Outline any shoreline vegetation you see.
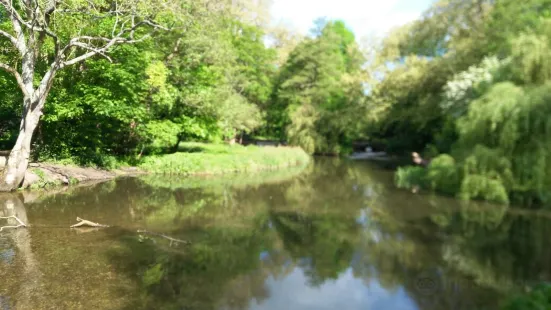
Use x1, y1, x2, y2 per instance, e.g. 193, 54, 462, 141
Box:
139, 143, 310, 175
14, 143, 310, 190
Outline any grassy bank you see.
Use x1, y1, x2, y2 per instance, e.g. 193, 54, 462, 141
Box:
139, 142, 310, 175
138, 164, 308, 190
14, 143, 309, 190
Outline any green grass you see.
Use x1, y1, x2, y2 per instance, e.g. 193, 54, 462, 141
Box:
28, 168, 63, 189
139, 142, 310, 175
138, 164, 308, 190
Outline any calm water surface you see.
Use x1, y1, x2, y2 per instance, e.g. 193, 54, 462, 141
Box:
1, 159, 550, 310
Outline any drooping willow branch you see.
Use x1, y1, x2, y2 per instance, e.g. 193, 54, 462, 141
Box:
0, 215, 27, 232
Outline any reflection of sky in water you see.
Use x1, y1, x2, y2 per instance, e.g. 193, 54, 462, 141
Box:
247, 267, 418, 310
0, 248, 14, 265
259, 251, 270, 261
364, 186, 375, 198
0, 237, 14, 265
0, 239, 12, 310
356, 209, 368, 226
0, 296, 10, 310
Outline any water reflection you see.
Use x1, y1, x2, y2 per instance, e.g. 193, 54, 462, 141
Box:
0, 160, 550, 309
0, 193, 41, 310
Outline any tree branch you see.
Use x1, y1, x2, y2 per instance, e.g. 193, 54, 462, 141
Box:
70, 217, 109, 228
137, 229, 190, 245
0, 0, 27, 54
60, 34, 151, 68
0, 215, 27, 232
0, 63, 30, 98
1, 0, 56, 37
68, 41, 113, 62
0, 29, 18, 48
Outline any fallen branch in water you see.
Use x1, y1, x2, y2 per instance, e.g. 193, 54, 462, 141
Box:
70, 217, 109, 228
72, 227, 101, 234
137, 229, 190, 246
0, 215, 27, 232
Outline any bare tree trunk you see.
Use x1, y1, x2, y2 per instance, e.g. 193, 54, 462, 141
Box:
0, 107, 41, 191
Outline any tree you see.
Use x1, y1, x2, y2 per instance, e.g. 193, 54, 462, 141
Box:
270, 20, 366, 154
0, 0, 178, 190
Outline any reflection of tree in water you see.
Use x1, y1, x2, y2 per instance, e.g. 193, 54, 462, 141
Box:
269, 211, 359, 286
0, 193, 41, 310
98, 177, 283, 309
101, 159, 371, 308
107, 216, 276, 309
0, 228, 13, 310
5, 159, 551, 309
263, 159, 373, 286
357, 180, 551, 310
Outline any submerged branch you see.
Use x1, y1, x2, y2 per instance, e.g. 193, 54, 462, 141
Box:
0, 215, 27, 232
137, 229, 190, 245
70, 217, 109, 228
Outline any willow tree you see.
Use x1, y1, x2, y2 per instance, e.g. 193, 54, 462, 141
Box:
0, 0, 177, 190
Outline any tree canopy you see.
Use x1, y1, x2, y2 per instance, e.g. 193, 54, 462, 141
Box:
372, 0, 551, 206
2, 0, 551, 205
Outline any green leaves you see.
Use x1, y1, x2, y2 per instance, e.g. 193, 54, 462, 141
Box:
272, 20, 365, 154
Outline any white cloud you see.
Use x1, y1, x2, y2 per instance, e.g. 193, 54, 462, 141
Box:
270, 0, 434, 39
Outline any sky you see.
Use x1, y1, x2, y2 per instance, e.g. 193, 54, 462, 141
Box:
248, 267, 418, 310
270, 0, 435, 40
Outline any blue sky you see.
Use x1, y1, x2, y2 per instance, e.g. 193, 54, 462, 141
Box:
270, 0, 435, 39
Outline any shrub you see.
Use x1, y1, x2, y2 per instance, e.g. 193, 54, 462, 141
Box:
176, 142, 233, 154
459, 174, 509, 204
395, 166, 427, 190
501, 284, 551, 310
426, 154, 461, 195
144, 120, 181, 154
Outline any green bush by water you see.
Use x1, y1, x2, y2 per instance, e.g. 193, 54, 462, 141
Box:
426, 154, 461, 195
395, 166, 427, 190
394, 153, 508, 204
459, 174, 509, 204
395, 154, 460, 194
139, 142, 310, 175
501, 284, 551, 310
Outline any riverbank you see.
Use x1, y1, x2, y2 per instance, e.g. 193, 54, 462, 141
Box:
20, 163, 144, 189
15, 143, 310, 189
139, 142, 310, 175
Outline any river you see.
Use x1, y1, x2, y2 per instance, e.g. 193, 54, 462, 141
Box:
0, 158, 550, 309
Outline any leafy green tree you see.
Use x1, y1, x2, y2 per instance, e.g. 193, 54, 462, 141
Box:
270, 20, 365, 154
0, 0, 183, 189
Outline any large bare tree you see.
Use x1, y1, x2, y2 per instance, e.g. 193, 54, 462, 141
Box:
0, 0, 176, 191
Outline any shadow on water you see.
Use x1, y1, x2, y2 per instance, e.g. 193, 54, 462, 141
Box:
1, 159, 551, 309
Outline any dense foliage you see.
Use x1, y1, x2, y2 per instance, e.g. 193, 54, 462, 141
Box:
373, 0, 551, 206
3, 0, 551, 205
267, 20, 367, 154
0, 0, 366, 168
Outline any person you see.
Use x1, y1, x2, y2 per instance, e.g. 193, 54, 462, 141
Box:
412, 152, 430, 167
